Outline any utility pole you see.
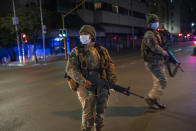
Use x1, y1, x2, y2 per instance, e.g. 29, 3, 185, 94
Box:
61, 15, 67, 60
61, 0, 88, 60
39, 0, 46, 62
12, 0, 22, 64
131, 0, 135, 48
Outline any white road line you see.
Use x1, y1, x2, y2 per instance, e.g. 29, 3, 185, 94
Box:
173, 48, 182, 52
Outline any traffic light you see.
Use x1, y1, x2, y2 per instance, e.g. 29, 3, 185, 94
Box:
21, 33, 28, 43
113, 35, 118, 40
129, 36, 134, 40
58, 29, 67, 38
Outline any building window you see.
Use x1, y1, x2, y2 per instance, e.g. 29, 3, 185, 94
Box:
171, 27, 174, 31
101, 2, 112, 12
171, 20, 174, 24
130, 11, 146, 19
119, 7, 128, 15
112, 5, 119, 14
94, 2, 102, 10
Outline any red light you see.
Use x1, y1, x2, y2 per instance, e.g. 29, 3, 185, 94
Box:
25, 40, 28, 43
157, 28, 160, 31
113, 35, 117, 40
194, 41, 196, 45
129, 36, 134, 40
187, 34, 190, 37
178, 33, 183, 37
22, 34, 26, 38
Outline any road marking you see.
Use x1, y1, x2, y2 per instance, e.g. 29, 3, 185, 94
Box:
173, 48, 182, 52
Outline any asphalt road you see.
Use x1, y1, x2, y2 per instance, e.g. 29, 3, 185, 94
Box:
0, 41, 196, 131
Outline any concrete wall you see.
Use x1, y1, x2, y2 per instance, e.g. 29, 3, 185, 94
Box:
97, 11, 146, 27
77, 0, 147, 34
103, 0, 148, 14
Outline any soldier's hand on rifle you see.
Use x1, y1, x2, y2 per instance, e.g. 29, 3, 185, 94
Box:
84, 80, 92, 88
163, 51, 169, 63
163, 50, 169, 57
109, 89, 115, 92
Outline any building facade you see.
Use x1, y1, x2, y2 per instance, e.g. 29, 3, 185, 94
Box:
146, 0, 182, 34
56, 0, 148, 50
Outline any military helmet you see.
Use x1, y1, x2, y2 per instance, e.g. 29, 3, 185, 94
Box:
146, 14, 159, 24
79, 25, 96, 38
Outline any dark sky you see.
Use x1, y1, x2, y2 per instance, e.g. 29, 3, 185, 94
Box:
1, 0, 196, 20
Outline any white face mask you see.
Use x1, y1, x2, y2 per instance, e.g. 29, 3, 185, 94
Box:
80, 35, 91, 44
151, 22, 159, 30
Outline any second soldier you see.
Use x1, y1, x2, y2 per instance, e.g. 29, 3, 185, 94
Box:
141, 14, 169, 110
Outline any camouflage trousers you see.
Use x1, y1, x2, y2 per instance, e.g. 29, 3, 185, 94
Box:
77, 86, 109, 131
145, 62, 168, 100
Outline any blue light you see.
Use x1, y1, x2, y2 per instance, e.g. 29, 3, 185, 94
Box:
59, 34, 62, 37
54, 37, 62, 41
66, 36, 70, 54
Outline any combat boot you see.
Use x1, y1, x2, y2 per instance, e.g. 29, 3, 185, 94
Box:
145, 96, 166, 110
152, 99, 166, 109
95, 127, 103, 131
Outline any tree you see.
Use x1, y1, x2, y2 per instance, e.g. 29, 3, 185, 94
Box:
0, 3, 54, 46
0, 15, 16, 46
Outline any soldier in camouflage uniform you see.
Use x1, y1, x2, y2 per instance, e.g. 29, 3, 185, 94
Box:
66, 25, 117, 131
141, 14, 169, 110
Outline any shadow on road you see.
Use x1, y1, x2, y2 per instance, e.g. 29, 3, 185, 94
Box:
53, 106, 147, 120
160, 109, 196, 125
105, 106, 147, 117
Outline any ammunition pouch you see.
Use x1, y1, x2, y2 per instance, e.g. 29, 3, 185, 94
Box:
64, 73, 79, 91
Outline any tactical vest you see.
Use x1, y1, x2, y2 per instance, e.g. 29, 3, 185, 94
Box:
66, 43, 110, 91
77, 43, 109, 80
141, 30, 163, 62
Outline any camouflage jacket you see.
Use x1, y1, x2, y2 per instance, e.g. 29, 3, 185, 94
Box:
66, 42, 117, 88
141, 30, 167, 65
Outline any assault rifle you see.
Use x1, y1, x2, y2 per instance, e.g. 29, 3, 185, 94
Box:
165, 49, 184, 77
87, 74, 144, 98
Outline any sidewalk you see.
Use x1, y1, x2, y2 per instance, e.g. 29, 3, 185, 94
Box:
0, 54, 65, 69
0, 48, 141, 69
0, 42, 187, 69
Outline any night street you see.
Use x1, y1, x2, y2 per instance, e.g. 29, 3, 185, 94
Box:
0, 41, 196, 131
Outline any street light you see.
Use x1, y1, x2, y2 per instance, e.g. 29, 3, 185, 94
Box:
191, 22, 195, 33
12, 0, 22, 64
39, 0, 46, 62
192, 22, 195, 27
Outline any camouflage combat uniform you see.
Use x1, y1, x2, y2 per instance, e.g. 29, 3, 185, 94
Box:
141, 29, 168, 100
66, 41, 117, 131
